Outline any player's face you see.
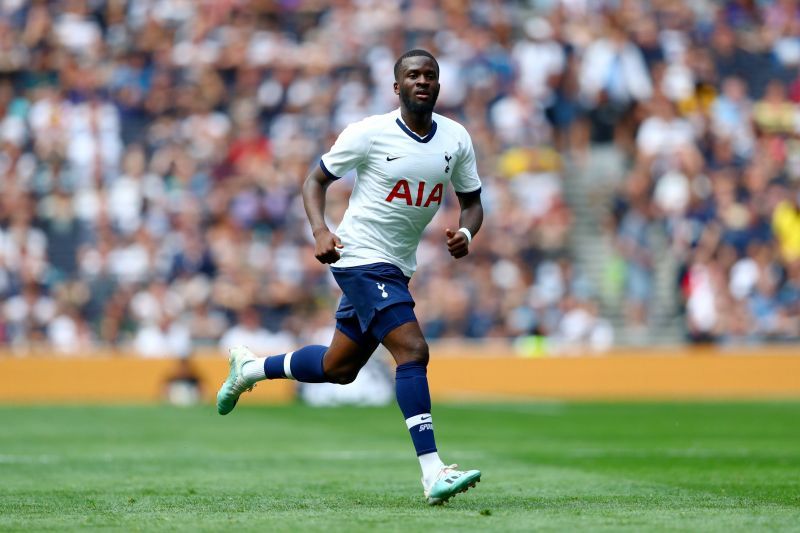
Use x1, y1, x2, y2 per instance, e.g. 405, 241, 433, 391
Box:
394, 56, 440, 114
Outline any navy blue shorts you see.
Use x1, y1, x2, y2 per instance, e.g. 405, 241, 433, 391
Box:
331, 262, 418, 343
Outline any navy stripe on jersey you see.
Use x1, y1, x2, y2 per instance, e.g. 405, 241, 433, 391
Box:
395, 118, 437, 143
319, 159, 341, 180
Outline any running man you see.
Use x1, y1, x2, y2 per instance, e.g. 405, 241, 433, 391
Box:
217, 49, 484, 505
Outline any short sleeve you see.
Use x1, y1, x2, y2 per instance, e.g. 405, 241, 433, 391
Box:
451, 134, 482, 194
319, 122, 371, 180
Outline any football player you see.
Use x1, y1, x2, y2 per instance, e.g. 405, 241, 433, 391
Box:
217, 50, 483, 505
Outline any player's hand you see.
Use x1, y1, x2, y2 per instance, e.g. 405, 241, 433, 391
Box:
445, 228, 469, 259
313, 229, 344, 264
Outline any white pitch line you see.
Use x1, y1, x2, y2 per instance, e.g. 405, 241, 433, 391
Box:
0, 454, 58, 464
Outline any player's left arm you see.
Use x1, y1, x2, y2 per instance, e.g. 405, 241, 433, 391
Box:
446, 189, 483, 259
446, 131, 483, 259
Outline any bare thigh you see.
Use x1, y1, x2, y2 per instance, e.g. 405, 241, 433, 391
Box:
381, 321, 429, 366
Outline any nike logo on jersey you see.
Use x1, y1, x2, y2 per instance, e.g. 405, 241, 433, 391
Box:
386, 155, 405, 161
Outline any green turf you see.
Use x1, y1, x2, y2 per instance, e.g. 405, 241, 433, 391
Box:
1, 402, 799, 532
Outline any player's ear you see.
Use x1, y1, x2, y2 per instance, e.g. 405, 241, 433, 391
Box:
393, 81, 399, 95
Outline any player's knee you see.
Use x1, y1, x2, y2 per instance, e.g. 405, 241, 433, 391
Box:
400, 337, 429, 366
334, 367, 359, 385
326, 365, 360, 385
336, 372, 358, 385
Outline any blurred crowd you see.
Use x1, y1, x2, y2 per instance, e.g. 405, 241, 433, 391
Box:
598, 0, 800, 343
0, 0, 796, 356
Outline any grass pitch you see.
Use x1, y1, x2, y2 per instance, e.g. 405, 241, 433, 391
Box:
1, 402, 799, 532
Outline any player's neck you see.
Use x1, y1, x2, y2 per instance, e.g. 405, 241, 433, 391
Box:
399, 108, 434, 137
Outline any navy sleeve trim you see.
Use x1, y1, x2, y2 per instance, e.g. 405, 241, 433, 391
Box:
319, 159, 341, 181
455, 187, 481, 199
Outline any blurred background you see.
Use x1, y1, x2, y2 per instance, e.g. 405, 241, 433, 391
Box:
3, 5, 799, 529
0, 0, 799, 404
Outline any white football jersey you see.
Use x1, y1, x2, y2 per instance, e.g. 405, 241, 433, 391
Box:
320, 108, 481, 277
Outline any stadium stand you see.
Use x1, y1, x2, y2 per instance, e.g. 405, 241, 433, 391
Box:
0, 0, 797, 355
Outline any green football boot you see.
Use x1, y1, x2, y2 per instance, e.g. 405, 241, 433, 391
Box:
216, 345, 257, 415
423, 464, 481, 505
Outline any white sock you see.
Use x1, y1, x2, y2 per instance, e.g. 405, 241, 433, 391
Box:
242, 357, 267, 382
419, 452, 445, 487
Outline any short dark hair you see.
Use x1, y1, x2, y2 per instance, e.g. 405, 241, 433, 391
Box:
393, 49, 439, 81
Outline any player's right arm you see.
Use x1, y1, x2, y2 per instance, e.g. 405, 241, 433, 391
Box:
305, 118, 373, 264
303, 166, 343, 264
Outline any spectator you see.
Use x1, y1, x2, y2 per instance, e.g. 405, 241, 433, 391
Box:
753, 80, 797, 136
635, 94, 698, 169
710, 76, 754, 159
580, 16, 653, 149
133, 315, 192, 358
772, 185, 800, 263
219, 307, 295, 354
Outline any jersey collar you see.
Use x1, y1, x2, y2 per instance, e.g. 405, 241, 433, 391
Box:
395, 113, 437, 143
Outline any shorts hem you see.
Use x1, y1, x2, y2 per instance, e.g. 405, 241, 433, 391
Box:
335, 321, 362, 344
375, 315, 417, 342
